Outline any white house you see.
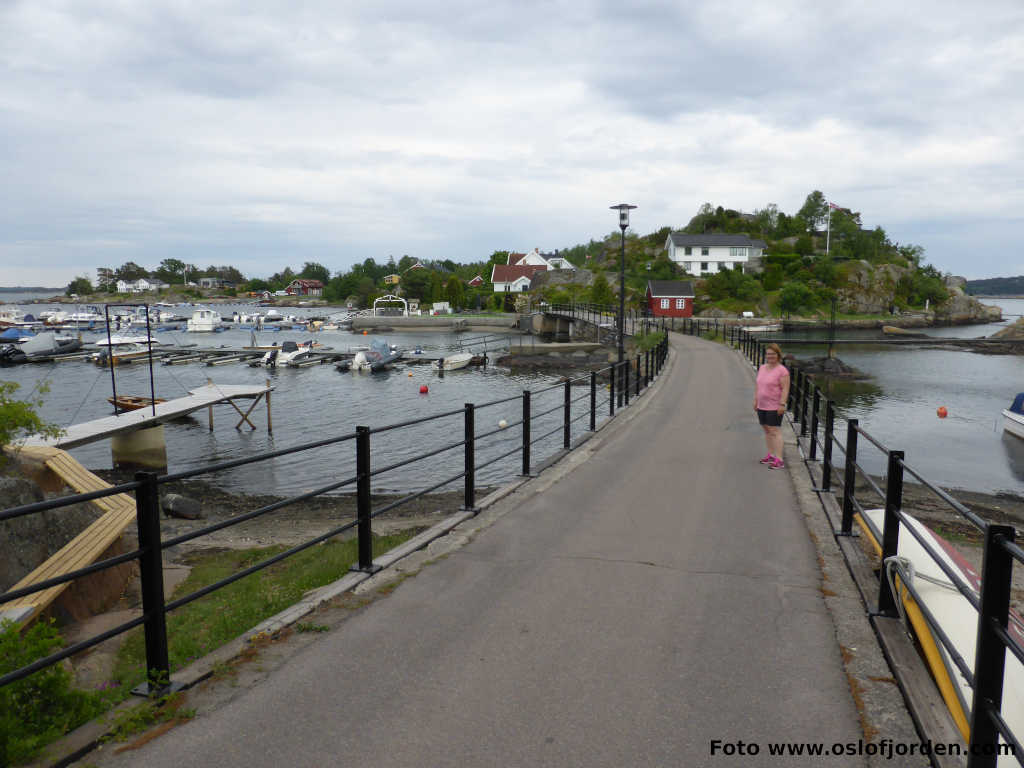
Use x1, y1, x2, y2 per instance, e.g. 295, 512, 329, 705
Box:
490, 264, 545, 292
116, 278, 167, 293
509, 248, 575, 271
664, 233, 766, 275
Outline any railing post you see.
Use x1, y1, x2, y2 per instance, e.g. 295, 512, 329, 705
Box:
624, 360, 631, 406
800, 374, 810, 437
463, 404, 476, 512
967, 524, 1016, 768
793, 369, 803, 423
134, 471, 172, 695
809, 385, 821, 460
609, 364, 616, 416
840, 419, 859, 535
618, 361, 625, 408
563, 379, 571, 449
352, 426, 379, 573
822, 399, 835, 492
522, 390, 532, 475
590, 371, 597, 431
877, 450, 904, 617
635, 355, 641, 397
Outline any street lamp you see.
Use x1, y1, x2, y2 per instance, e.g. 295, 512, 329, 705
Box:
609, 203, 636, 363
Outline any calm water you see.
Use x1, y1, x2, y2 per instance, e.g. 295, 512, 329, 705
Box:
777, 298, 1024, 494
1, 306, 598, 495
3, 297, 1023, 496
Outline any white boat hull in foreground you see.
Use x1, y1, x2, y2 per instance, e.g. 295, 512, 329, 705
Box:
1002, 409, 1024, 440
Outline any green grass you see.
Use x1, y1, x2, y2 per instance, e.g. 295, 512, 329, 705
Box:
111, 530, 418, 696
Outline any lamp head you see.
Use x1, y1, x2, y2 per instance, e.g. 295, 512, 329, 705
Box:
609, 203, 637, 230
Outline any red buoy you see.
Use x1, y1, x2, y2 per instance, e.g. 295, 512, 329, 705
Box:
937, 406, 948, 418
419, 385, 429, 394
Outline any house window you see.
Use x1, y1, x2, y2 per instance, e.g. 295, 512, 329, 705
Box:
730, 247, 748, 258
701, 247, 709, 256
505, 285, 511, 292
676, 299, 685, 309
684, 247, 692, 256
660, 298, 669, 309
521, 284, 529, 291
700, 262, 708, 272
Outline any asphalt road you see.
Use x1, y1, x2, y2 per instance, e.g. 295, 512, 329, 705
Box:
110, 333, 865, 767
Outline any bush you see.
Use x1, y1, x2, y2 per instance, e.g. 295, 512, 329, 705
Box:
0, 619, 108, 764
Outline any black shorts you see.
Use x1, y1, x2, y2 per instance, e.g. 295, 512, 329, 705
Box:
757, 409, 783, 427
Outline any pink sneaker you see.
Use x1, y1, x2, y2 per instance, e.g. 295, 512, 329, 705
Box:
769, 458, 785, 470
759, 454, 774, 464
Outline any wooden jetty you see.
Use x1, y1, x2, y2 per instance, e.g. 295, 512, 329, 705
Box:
22, 383, 275, 450
0, 446, 138, 626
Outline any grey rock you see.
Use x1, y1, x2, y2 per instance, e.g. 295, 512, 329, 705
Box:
162, 493, 203, 520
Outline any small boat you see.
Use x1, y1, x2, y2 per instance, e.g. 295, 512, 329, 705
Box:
108, 395, 167, 412
432, 352, 473, 371
186, 308, 221, 332
92, 335, 163, 366
258, 340, 318, 368
337, 340, 402, 372
0, 332, 82, 364
1002, 394, 1024, 439
0, 308, 27, 328
744, 323, 782, 333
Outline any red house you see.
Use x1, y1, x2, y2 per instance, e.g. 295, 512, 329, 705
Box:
646, 280, 694, 317
467, 275, 484, 287
286, 279, 324, 297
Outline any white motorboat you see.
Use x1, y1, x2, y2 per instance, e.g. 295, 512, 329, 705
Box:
432, 352, 474, 371
258, 340, 319, 367
91, 336, 163, 365
1003, 394, 1024, 439
0, 308, 27, 328
187, 308, 221, 332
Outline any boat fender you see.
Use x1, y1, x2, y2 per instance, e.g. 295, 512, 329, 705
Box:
419, 385, 428, 394
937, 406, 948, 418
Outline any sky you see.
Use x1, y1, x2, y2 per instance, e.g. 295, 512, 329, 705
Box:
2, 0, 1023, 286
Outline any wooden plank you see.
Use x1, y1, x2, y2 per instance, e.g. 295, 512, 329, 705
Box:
2, 451, 139, 626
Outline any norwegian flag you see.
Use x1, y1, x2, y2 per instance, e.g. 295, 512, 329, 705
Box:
828, 201, 840, 210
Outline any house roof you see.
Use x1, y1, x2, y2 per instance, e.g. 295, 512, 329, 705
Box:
491, 264, 546, 284
667, 233, 766, 248
289, 279, 324, 288
507, 252, 528, 265
647, 280, 695, 298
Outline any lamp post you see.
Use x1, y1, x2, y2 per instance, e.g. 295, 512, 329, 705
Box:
610, 203, 636, 363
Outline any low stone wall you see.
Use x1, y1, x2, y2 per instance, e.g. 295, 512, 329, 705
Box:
351, 314, 519, 331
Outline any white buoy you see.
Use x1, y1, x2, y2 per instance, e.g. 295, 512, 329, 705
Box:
498, 419, 508, 429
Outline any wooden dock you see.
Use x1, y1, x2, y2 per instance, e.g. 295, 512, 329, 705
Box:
1, 446, 138, 626
22, 383, 274, 450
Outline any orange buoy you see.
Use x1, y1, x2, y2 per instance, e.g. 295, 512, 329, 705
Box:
408, 372, 413, 377
419, 385, 428, 394
937, 406, 948, 418
362, 330, 368, 335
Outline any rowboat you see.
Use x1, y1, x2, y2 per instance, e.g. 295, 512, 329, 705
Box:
857, 507, 1024, 758
432, 352, 474, 371
107, 395, 167, 412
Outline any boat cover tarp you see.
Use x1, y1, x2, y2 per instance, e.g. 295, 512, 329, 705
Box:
1011, 393, 1024, 415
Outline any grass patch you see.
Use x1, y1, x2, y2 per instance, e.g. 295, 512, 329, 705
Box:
633, 330, 666, 352
111, 530, 418, 700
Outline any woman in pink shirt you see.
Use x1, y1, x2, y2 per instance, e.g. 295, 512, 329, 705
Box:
753, 342, 790, 469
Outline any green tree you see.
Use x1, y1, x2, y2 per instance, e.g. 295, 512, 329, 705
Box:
777, 283, 817, 315
95, 267, 115, 290
154, 258, 186, 284
429, 271, 444, 303
401, 269, 430, 301
398, 255, 417, 273
445, 276, 465, 308
298, 262, 330, 284
797, 190, 828, 233
588, 272, 615, 305
65, 276, 93, 296
0, 381, 63, 452
114, 261, 149, 281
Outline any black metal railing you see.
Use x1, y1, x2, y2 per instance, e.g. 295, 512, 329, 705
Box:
735, 329, 1021, 768
0, 338, 670, 701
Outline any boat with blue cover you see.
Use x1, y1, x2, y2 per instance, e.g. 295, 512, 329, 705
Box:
1002, 394, 1024, 439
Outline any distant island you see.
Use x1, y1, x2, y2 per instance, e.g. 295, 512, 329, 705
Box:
0, 287, 62, 292
965, 276, 1024, 296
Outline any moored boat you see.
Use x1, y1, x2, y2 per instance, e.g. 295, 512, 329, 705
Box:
257, 340, 318, 368
337, 340, 402, 372
107, 395, 168, 412
432, 352, 474, 371
1002, 394, 1024, 439
186, 308, 222, 332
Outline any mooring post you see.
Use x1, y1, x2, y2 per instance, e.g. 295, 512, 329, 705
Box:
133, 471, 171, 696
967, 523, 1016, 768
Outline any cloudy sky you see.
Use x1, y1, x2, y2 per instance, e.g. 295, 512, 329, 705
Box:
2, 0, 1022, 286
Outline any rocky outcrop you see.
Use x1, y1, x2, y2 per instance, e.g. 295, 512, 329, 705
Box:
933, 276, 1002, 325
836, 261, 907, 314
530, 268, 594, 290
991, 318, 1024, 340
